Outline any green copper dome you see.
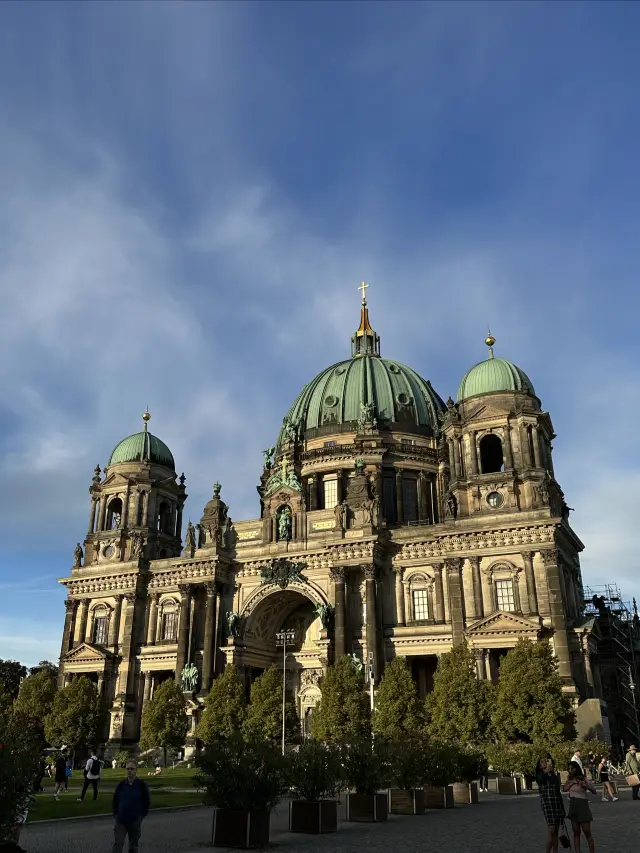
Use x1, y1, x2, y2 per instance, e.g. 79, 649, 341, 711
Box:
457, 336, 535, 402
279, 299, 445, 440
108, 413, 175, 469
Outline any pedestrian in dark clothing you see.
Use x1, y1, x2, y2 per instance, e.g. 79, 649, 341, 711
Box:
77, 751, 102, 802
53, 751, 68, 800
535, 757, 565, 853
111, 760, 150, 853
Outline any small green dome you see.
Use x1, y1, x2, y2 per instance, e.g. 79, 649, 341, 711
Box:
108, 422, 175, 470
457, 352, 535, 402
280, 355, 445, 440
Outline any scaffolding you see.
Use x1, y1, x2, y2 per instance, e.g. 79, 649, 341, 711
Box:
583, 583, 640, 749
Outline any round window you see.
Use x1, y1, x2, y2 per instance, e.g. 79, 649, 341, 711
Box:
389, 364, 400, 374
103, 544, 115, 559
397, 392, 411, 406
324, 395, 339, 408
486, 491, 504, 509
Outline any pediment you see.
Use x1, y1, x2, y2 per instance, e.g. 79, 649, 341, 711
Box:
63, 642, 110, 662
465, 610, 540, 636
101, 472, 132, 488
466, 404, 508, 422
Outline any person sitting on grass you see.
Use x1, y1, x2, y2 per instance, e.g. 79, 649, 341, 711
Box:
111, 760, 150, 853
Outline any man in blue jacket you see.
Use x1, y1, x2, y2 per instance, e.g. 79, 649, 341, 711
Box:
111, 760, 150, 853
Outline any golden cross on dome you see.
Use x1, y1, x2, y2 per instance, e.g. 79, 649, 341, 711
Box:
358, 281, 369, 302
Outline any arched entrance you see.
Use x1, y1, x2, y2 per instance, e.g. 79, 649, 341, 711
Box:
235, 585, 329, 723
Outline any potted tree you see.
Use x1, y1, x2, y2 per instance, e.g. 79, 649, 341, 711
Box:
195, 734, 288, 848
288, 740, 342, 834
485, 743, 523, 795
342, 739, 391, 822
452, 749, 482, 804
422, 743, 456, 808
387, 734, 428, 815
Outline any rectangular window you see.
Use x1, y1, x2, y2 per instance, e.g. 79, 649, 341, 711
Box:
412, 589, 430, 621
402, 478, 418, 523
93, 616, 108, 645
323, 440, 337, 447
322, 478, 338, 510
161, 611, 177, 641
495, 579, 515, 612
382, 476, 396, 523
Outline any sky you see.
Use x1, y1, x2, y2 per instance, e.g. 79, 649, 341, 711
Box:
1, 1, 640, 668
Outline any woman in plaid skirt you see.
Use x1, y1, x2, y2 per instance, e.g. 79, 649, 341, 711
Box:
536, 757, 566, 853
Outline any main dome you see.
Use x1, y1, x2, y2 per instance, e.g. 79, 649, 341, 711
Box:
279, 294, 445, 441
108, 413, 175, 470
457, 336, 535, 402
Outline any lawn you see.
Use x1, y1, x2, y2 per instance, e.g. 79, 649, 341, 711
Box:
31, 788, 204, 822
41, 766, 199, 792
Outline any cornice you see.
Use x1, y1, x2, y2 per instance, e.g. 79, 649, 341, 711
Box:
392, 524, 556, 564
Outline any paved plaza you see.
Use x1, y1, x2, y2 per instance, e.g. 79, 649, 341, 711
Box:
22, 790, 640, 853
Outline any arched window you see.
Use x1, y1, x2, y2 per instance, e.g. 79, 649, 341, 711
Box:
479, 434, 504, 474
407, 573, 433, 622
92, 606, 109, 645
485, 561, 521, 613
402, 477, 418, 523
159, 599, 179, 642
106, 498, 123, 530
157, 501, 172, 534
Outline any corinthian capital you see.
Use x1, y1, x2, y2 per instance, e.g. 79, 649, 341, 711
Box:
362, 564, 378, 580
329, 566, 348, 583
444, 557, 463, 573
539, 549, 558, 568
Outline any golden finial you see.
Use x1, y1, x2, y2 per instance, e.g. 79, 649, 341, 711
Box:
142, 408, 151, 430
358, 281, 369, 304
484, 330, 496, 359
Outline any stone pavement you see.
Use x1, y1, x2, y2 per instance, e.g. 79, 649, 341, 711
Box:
21, 790, 640, 853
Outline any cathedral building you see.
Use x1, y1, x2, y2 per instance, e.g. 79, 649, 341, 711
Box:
57, 292, 603, 749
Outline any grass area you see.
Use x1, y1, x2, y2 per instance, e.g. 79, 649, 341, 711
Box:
41, 767, 199, 792
30, 789, 204, 821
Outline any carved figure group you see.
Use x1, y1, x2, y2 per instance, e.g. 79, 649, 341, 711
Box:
262, 446, 275, 469
226, 611, 243, 638
261, 557, 308, 589
314, 602, 335, 629
131, 533, 145, 559
180, 662, 199, 692
357, 402, 378, 431
281, 416, 299, 444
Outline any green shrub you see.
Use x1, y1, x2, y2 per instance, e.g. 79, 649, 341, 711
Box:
288, 741, 342, 801
422, 743, 459, 788
388, 734, 429, 790
340, 738, 391, 795
195, 734, 288, 811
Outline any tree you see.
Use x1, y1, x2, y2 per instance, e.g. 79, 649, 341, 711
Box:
0, 694, 42, 842
0, 659, 27, 701
311, 655, 371, 743
13, 668, 58, 742
373, 656, 425, 739
44, 676, 105, 751
493, 639, 575, 747
196, 664, 247, 743
139, 679, 189, 766
29, 660, 58, 679
426, 642, 494, 745
242, 665, 299, 744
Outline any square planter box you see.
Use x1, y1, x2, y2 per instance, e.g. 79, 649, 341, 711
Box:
497, 776, 523, 796
289, 800, 338, 834
452, 782, 479, 804
423, 785, 455, 809
346, 793, 388, 822
212, 809, 270, 849
388, 788, 426, 815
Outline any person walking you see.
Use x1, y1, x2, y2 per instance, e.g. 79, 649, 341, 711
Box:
53, 751, 68, 801
598, 755, 618, 802
587, 751, 596, 781
111, 760, 150, 853
77, 750, 102, 802
624, 744, 640, 800
535, 757, 565, 853
563, 760, 597, 853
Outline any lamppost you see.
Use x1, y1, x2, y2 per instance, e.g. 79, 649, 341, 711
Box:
276, 628, 295, 756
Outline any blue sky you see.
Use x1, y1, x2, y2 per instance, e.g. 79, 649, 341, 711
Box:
1, 1, 640, 667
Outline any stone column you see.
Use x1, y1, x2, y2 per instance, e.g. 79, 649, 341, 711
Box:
87, 605, 96, 644
142, 672, 152, 706
433, 564, 445, 623
330, 567, 348, 659
120, 592, 139, 698
532, 427, 542, 467
395, 469, 404, 524
201, 582, 218, 695
452, 438, 461, 478
469, 431, 478, 475
540, 549, 572, 680
97, 673, 104, 697
175, 584, 192, 684
522, 552, 538, 615
393, 567, 405, 626
417, 474, 425, 521
519, 423, 532, 468
469, 557, 484, 619
99, 496, 108, 531
109, 595, 123, 648
503, 422, 514, 469
175, 505, 184, 540
363, 565, 379, 682
474, 648, 487, 680
146, 593, 159, 645
88, 499, 97, 534
142, 491, 150, 526
58, 600, 77, 686
308, 474, 318, 511
75, 599, 89, 646
445, 558, 465, 644
122, 486, 131, 529
581, 636, 595, 698
513, 570, 523, 613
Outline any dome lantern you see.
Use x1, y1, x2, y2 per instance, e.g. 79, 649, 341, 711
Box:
351, 282, 380, 358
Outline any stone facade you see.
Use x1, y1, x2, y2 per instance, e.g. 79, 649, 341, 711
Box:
57, 300, 597, 749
